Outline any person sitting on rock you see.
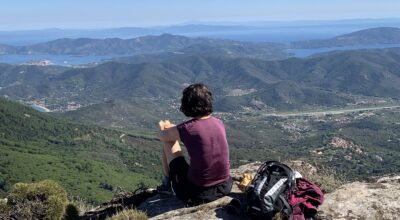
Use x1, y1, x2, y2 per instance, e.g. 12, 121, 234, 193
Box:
158, 83, 232, 205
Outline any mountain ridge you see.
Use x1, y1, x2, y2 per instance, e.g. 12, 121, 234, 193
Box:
1, 48, 399, 113
292, 27, 400, 48
2, 27, 400, 57
0, 34, 288, 60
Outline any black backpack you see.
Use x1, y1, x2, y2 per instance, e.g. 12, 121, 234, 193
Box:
244, 161, 296, 220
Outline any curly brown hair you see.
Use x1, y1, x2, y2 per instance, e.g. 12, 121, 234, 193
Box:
180, 83, 213, 118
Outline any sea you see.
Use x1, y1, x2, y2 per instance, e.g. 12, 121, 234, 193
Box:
1, 25, 400, 65
288, 44, 400, 58
1, 44, 400, 66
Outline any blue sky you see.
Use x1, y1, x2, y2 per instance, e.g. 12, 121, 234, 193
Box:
1, 0, 400, 30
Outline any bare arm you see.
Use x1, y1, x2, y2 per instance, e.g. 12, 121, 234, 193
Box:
159, 126, 180, 142
158, 120, 181, 142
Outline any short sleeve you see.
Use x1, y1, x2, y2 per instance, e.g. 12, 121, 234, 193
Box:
176, 122, 187, 143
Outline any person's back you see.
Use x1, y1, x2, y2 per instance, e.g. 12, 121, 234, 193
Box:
177, 116, 230, 187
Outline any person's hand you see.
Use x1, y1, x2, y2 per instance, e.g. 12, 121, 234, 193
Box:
159, 120, 166, 130
159, 120, 175, 130
164, 120, 175, 129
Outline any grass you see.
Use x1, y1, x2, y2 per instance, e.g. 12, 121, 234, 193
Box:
67, 196, 94, 215
107, 209, 148, 220
290, 161, 345, 193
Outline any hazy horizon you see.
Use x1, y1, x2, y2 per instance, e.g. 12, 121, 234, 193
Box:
1, 0, 400, 30
0, 17, 399, 32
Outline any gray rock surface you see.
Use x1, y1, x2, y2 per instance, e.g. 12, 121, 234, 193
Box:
136, 163, 264, 219
319, 175, 400, 220
139, 163, 400, 220
87, 162, 399, 220
138, 177, 248, 219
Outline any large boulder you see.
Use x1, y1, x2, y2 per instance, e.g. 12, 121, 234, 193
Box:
319, 175, 400, 220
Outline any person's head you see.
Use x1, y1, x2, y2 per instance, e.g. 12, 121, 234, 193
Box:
180, 83, 213, 118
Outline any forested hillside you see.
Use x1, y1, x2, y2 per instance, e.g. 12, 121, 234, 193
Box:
0, 98, 161, 203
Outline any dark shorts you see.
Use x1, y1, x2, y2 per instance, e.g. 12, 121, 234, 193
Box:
169, 156, 233, 205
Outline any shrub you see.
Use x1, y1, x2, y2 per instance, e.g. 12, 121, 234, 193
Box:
6, 180, 68, 219
0, 199, 9, 218
99, 182, 114, 191
309, 166, 345, 193
290, 161, 345, 193
107, 209, 148, 220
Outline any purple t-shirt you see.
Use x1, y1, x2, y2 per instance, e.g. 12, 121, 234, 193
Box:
177, 116, 230, 187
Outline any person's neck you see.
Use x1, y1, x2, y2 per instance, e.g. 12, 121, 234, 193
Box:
195, 115, 211, 120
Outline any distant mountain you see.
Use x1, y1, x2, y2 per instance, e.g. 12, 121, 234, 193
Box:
0, 25, 257, 45
2, 18, 400, 45
292, 27, 400, 48
1, 48, 400, 113
0, 97, 160, 203
0, 27, 156, 45
0, 34, 288, 60
24, 34, 201, 55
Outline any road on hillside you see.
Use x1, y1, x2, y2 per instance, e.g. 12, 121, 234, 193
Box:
262, 105, 400, 117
